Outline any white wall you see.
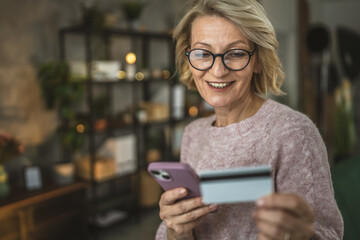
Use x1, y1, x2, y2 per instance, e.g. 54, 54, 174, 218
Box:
262, 0, 299, 109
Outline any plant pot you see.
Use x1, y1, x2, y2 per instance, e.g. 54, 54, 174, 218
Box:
120, 1, 145, 30
128, 19, 140, 31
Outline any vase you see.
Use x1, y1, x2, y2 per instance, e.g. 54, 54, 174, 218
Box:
0, 165, 10, 199
127, 19, 140, 31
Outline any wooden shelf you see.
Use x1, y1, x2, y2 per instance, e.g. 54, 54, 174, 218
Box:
59, 26, 172, 40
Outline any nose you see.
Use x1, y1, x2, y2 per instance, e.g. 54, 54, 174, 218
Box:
209, 55, 229, 77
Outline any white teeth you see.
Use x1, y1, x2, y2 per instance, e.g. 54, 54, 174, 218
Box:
208, 82, 232, 89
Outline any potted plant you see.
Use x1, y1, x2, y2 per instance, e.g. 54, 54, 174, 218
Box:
37, 62, 85, 160
0, 133, 24, 198
120, 0, 146, 30
80, 3, 105, 31
334, 79, 356, 161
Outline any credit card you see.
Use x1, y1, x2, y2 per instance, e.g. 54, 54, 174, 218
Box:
199, 165, 273, 204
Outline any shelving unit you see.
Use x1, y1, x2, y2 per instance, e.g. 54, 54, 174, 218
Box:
58, 25, 190, 231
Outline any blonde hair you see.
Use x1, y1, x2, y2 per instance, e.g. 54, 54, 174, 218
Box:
173, 0, 285, 96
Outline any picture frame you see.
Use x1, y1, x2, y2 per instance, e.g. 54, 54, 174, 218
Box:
23, 165, 43, 191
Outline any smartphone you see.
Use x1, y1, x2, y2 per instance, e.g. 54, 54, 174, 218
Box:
147, 162, 201, 200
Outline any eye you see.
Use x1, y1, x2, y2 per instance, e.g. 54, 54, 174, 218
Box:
227, 50, 247, 59
191, 50, 212, 60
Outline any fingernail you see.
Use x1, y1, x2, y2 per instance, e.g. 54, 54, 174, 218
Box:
256, 198, 265, 207
209, 204, 217, 211
179, 188, 186, 195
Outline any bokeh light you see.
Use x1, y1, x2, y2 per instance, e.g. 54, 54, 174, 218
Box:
135, 72, 144, 81
117, 70, 127, 79
188, 106, 199, 117
76, 124, 85, 133
126, 52, 136, 64
162, 70, 171, 79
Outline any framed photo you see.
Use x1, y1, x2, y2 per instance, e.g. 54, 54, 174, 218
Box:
23, 165, 42, 191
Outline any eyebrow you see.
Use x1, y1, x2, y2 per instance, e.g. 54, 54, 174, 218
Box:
192, 40, 249, 49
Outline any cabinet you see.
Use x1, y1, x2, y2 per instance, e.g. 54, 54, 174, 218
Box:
0, 182, 87, 240
58, 26, 192, 226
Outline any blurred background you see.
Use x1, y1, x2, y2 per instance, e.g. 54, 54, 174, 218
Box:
0, 0, 359, 239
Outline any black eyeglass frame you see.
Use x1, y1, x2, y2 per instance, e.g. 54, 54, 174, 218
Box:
185, 48, 257, 71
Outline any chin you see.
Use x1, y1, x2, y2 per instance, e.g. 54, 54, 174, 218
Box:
205, 98, 230, 109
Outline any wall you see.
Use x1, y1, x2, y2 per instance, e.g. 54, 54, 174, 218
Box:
262, 0, 360, 109
0, 0, 182, 148
308, 0, 360, 79
0, 0, 59, 146
261, 0, 299, 109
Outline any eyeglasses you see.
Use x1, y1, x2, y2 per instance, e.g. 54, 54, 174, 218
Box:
185, 48, 256, 71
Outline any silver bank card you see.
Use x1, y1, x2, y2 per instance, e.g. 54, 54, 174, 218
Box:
199, 165, 273, 204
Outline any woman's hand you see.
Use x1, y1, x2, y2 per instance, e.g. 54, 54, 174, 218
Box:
253, 193, 315, 240
159, 187, 217, 240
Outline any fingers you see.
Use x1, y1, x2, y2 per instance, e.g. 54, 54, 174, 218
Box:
160, 194, 217, 221
256, 220, 289, 240
257, 233, 270, 240
253, 208, 314, 239
159, 188, 218, 238
253, 208, 296, 232
257, 232, 292, 240
172, 204, 218, 224
161, 195, 204, 218
254, 210, 290, 240
160, 188, 188, 206
256, 193, 315, 222
167, 216, 205, 238
254, 193, 315, 240
255, 218, 314, 240
164, 205, 216, 237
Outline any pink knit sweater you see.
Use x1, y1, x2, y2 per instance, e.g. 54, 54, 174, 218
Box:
156, 99, 343, 240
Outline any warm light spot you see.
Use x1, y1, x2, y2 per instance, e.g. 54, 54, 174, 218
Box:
126, 52, 136, 64
162, 70, 171, 79
94, 119, 107, 132
117, 70, 127, 79
188, 106, 198, 117
135, 72, 144, 81
76, 124, 85, 133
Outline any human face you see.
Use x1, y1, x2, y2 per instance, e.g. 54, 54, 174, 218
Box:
189, 16, 258, 109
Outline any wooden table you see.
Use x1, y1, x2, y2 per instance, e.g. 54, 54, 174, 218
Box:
0, 182, 87, 240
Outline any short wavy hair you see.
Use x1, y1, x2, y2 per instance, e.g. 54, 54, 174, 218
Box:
173, 0, 285, 96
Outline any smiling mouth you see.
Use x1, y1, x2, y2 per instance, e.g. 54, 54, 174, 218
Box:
207, 81, 235, 89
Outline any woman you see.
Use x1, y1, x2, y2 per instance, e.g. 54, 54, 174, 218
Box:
156, 0, 343, 239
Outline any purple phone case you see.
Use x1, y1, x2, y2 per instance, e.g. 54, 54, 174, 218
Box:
147, 162, 201, 199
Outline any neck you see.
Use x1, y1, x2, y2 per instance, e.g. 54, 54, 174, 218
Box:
213, 93, 264, 127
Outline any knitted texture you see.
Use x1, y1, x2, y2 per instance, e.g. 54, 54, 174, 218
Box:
155, 99, 343, 240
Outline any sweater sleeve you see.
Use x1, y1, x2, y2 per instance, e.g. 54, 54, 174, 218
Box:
274, 118, 344, 239
155, 221, 168, 240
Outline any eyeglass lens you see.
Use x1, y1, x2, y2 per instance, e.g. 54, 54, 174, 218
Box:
188, 49, 251, 71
